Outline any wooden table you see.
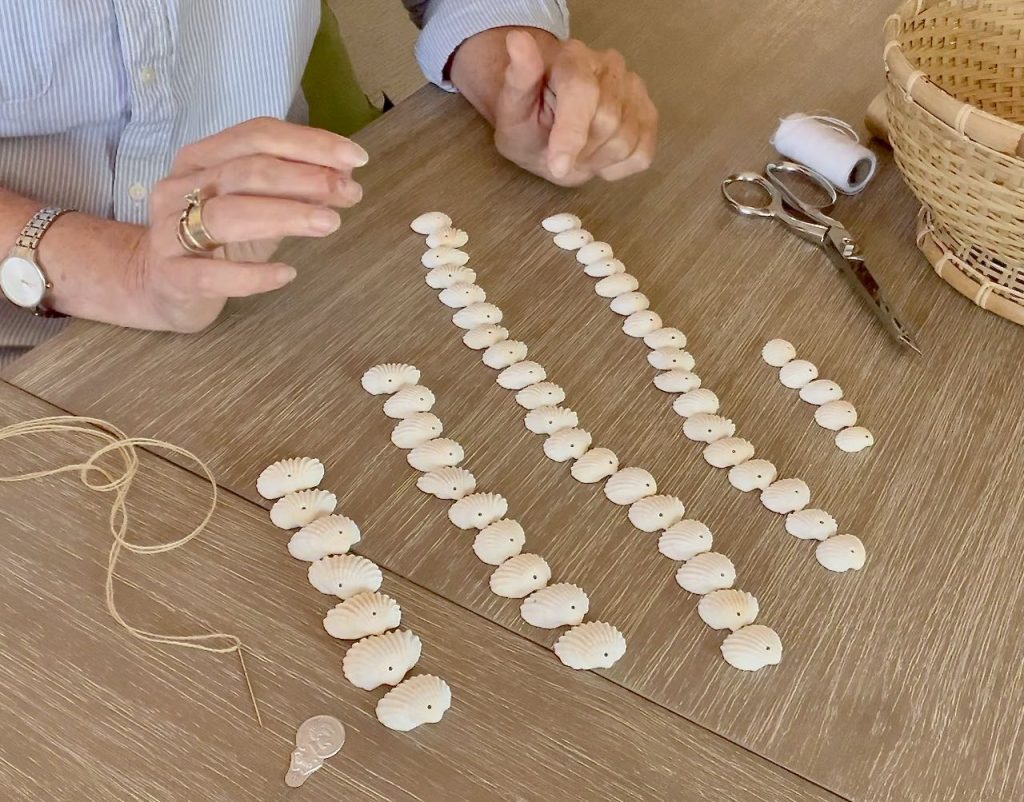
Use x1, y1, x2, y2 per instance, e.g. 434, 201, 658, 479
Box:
4, 1, 1024, 800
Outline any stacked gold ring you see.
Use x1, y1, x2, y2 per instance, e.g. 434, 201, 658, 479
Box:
176, 189, 222, 254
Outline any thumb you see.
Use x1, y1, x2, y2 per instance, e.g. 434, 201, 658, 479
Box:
495, 30, 546, 130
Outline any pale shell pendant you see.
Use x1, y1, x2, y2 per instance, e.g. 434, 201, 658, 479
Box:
799, 379, 843, 405
585, 258, 626, 277
761, 478, 811, 514
595, 273, 639, 298
835, 426, 874, 453
448, 492, 509, 530
703, 437, 755, 468
410, 211, 451, 235
308, 554, 383, 599
648, 348, 695, 372
698, 589, 759, 631
525, 405, 579, 435
761, 339, 796, 367
463, 324, 510, 350
543, 428, 592, 462
779, 359, 819, 389
288, 514, 361, 561
256, 457, 325, 500
497, 361, 546, 390
553, 621, 627, 670
489, 553, 551, 598
673, 388, 720, 418
391, 413, 443, 449
609, 291, 650, 315
683, 414, 736, 443
675, 552, 736, 595
570, 447, 619, 483
416, 467, 477, 500
627, 495, 686, 532
520, 583, 589, 629
425, 226, 468, 248
553, 228, 594, 250
815, 400, 858, 431
785, 509, 838, 541
361, 363, 421, 395
604, 467, 657, 505
728, 459, 777, 492
815, 534, 866, 572
383, 385, 436, 419
342, 629, 422, 690
438, 282, 486, 309
576, 241, 614, 265
421, 246, 469, 268
482, 340, 528, 369
658, 519, 713, 561
644, 327, 687, 349
515, 382, 566, 409
721, 625, 782, 671
453, 302, 503, 329
375, 674, 452, 732
270, 489, 338, 530
473, 519, 526, 565
323, 592, 402, 640
407, 438, 464, 472
654, 370, 701, 393
542, 212, 582, 233
623, 311, 663, 337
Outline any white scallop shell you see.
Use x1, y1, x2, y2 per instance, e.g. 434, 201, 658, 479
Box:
585, 258, 626, 277
391, 413, 443, 449
683, 414, 736, 443
799, 379, 843, 405
542, 212, 582, 233
375, 674, 452, 732
779, 359, 819, 389
497, 361, 546, 390
383, 385, 436, 419
543, 428, 592, 462
515, 382, 566, 409
648, 348, 695, 371
361, 363, 421, 395
407, 438, 464, 472
815, 400, 858, 431
256, 457, 325, 500
438, 282, 486, 308
653, 370, 701, 393
623, 311, 662, 337
675, 552, 736, 595
836, 426, 874, 453
609, 291, 650, 315
698, 589, 759, 631
288, 514, 361, 561
463, 324, 509, 350
323, 592, 402, 640
416, 467, 477, 500
482, 340, 528, 369
761, 478, 811, 514
307, 554, 382, 599
472, 519, 526, 565
342, 629, 422, 690
816, 534, 866, 572
721, 625, 782, 671
520, 583, 589, 629
453, 302, 503, 329
728, 459, 777, 492
703, 437, 755, 468
554, 621, 626, 670
421, 246, 469, 268
604, 467, 657, 505
785, 509, 838, 541
525, 405, 579, 435
489, 553, 551, 598
410, 211, 451, 235
426, 226, 469, 248
673, 388, 720, 418
570, 447, 620, 483
644, 327, 687, 349
270, 489, 337, 529
553, 228, 594, 250
448, 492, 509, 530
658, 519, 713, 561
595, 273, 639, 298
576, 241, 614, 265
627, 495, 686, 532
761, 339, 796, 367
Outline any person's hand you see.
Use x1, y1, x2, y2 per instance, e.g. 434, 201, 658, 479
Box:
127, 117, 367, 333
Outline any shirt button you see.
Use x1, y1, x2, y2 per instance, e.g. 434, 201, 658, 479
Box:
128, 183, 147, 201
139, 66, 156, 84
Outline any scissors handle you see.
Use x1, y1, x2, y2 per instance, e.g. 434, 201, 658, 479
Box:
721, 172, 780, 218
764, 162, 838, 216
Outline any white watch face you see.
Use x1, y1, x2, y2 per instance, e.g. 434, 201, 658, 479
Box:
0, 255, 46, 308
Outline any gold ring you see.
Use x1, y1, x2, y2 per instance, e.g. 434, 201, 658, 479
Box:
176, 189, 222, 254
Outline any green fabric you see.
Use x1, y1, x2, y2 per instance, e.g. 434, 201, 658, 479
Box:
302, 0, 381, 137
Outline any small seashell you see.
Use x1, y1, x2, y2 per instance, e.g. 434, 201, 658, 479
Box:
683, 414, 736, 443
421, 246, 469, 268
489, 553, 551, 598
627, 495, 686, 532
448, 492, 508, 530
515, 382, 566, 409
779, 359, 819, 389
658, 519, 713, 561
288, 514, 361, 561
482, 340, 528, 369
416, 467, 477, 500
609, 291, 649, 315
473, 519, 526, 565
323, 592, 402, 640
525, 405, 579, 435
453, 302, 503, 329
648, 348, 695, 371
585, 258, 626, 277
761, 339, 796, 367
604, 467, 657, 505
595, 273, 639, 298
383, 385, 436, 419
438, 282, 485, 308
698, 589, 759, 631
271, 489, 337, 529
407, 438, 464, 472
553, 228, 594, 250
375, 674, 452, 732
342, 629, 422, 690
653, 370, 701, 393
623, 311, 662, 338
542, 212, 582, 233
835, 426, 874, 453
426, 226, 468, 248
520, 583, 589, 629
816, 534, 866, 572
463, 324, 509, 350
411, 211, 452, 235
675, 552, 736, 595
361, 363, 421, 395
576, 241, 614, 265
815, 400, 858, 431
543, 428, 592, 462
391, 413, 443, 449
308, 554, 382, 599
721, 625, 782, 671
673, 388, 720, 418
257, 457, 325, 500
703, 437, 756, 468
785, 509, 838, 541
728, 459, 777, 492
644, 327, 687, 349
761, 478, 811, 514
799, 379, 843, 405
554, 621, 626, 670
570, 448, 620, 483
497, 361, 546, 390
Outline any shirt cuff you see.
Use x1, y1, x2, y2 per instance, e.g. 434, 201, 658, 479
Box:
416, 0, 570, 91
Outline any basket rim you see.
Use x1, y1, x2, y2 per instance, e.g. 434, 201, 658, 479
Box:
883, 0, 1024, 159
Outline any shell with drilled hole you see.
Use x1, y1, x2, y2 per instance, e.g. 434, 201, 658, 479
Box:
416, 467, 477, 501
623, 311, 663, 337
815, 400, 858, 431
376, 674, 452, 732
595, 273, 639, 298
308, 554, 382, 599
489, 553, 551, 598
675, 552, 736, 595
391, 413, 443, 449
448, 493, 508, 530
570, 448, 619, 483
438, 282, 485, 309
463, 324, 509, 350
342, 629, 422, 690
473, 519, 526, 565
627, 495, 686, 532
779, 359, 818, 389
761, 339, 796, 367
453, 302, 503, 329
698, 589, 759, 631
576, 241, 614, 265
288, 515, 361, 561
270, 490, 337, 530
728, 459, 777, 492
256, 457, 324, 500
799, 379, 843, 405
482, 340, 528, 370
515, 382, 566, 409
683, 414, 736, 443
542, 212, 581, 233
703, 437, 755, 468
497, 361, 546, 390
648, 348, 695, 371
816, 534, 866, 572
644, 327, 687, 349
525, 406, 579, 435
836, 426, 874, 453
604, 467, 657, 505
543, 428, 592, 462
421, 247, 469, 268
609, 291, 649, 315
654, 370, 701, 393
426, 226, 468, 248
785, 509, 838, 541
383, 385, 436, 419
361, 363, 421, 395
554, 621, 626, 670
721, 625, 782, 671
426, 265, 477, 289
761, 478, 811, 514
410, 211, 452, 235
520, 583, 589, 629
407, 438, 464, 472
323, 592, 402, 640
673, 388, 720, 418
585, 258, 626, 277
553, 229, 594, 250
658, 519, 713, 561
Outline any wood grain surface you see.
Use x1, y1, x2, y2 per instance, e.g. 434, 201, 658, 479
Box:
7, 1, 1024, 800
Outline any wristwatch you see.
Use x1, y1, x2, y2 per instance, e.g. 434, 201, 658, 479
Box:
0, 207, 73, 317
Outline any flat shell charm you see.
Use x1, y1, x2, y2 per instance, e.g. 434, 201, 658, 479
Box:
375, 674, 452, 732
257, 457, 324, 500
489, 553, 551, 598
308, 554, 383, 599
525, 405, 579, 435
463, 324, 509, 350
609, 291, 649, 315
411, 211, 452, 235
482, 340, 528, 369
728, 459, 777, 492
497, 361, 546, 390
288, 514, 361, 561
623, 311, 662, 337
799, 379, 843, 405
542, 212, 582, 233
342, 629, 422, 690
761, 339, 796, 367
675, 552, 736, 595
576, 241, 613, 265
391, 413, 443, 449
426, 227, 468, 248
554, 621, 626, 670
323, 592, 402, 640
438, 282, 485, 308
698, 589, 759, 631
421, 246, 469, 268
644, 327, 687, 349
473, 519, 526, 565
515, 382, 566, 409
361, 363, 421, 395
835, 426, 874, 453
721, 625, 782, 671
416, 467, 477, 500
553, 228, 594, 250
448, 492, 508, 530
453, 302, 503, 329
761, 478, 811, 514
543, 428, 592, 462
520, 583, 589, 629
785, 509, 838, 541
270, 489, 337, 530
383, 385, 436, 419
627, 495, 686, 532
653, 370, 701, 393
815, 400, 858, 431
595, 273, 639, 298
658, 519, 713, 561
407, 438, 464, 472
585, 258, 626, 277
570, 447, 619, 483
816, 534, 866, 572
779, 359, 819, 389
604, 467, 657, 505
703, 437, 755, 468
673, 388, 720, 418
683, 414, 736, 443
648, 348, 695, 371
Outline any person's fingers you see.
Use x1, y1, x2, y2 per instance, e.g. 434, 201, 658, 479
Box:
546, 41, 602, 179
578, 51, 627, 162
495, 30, 547, 130
199, 195, 340, 245
586, 102, 641, 172
598, 83, 658, 181
166, 257, 297, 300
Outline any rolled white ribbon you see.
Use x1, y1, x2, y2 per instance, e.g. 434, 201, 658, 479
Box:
771, 113, 878, 195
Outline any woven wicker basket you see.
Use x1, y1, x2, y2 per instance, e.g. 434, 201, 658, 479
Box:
883, 1, 1024, 324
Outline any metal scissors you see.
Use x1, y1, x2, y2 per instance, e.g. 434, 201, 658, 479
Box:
721, 161, 920, 353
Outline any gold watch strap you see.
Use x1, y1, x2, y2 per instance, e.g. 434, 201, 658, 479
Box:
16, 207, 72, 251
